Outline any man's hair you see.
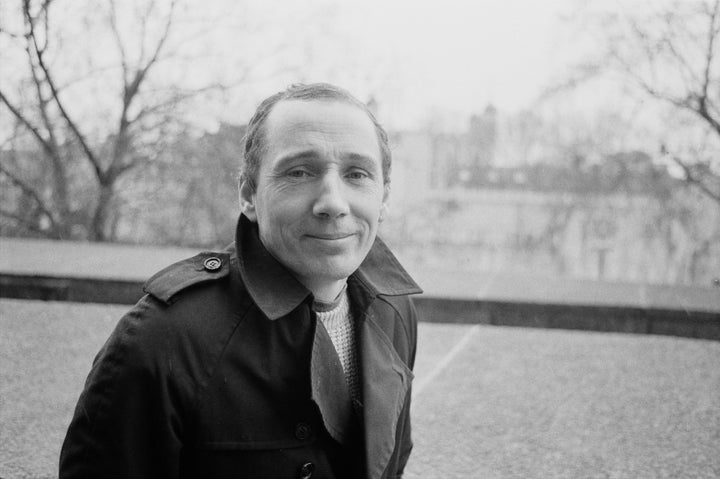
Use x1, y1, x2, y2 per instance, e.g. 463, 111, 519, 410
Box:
240, 83, 392, 190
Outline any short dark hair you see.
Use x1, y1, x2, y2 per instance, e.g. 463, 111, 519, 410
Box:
240, 83, 391, 190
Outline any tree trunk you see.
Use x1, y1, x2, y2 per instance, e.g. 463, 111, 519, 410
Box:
49, 154, 72, 239
90, 182, 114, 241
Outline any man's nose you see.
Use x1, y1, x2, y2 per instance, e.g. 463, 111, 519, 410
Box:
312, 173, 350, 219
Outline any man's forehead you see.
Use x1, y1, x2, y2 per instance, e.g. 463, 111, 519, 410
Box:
263, 99, 380, 151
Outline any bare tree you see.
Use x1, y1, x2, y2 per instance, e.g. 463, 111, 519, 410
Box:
0, 0, 228, 240
571, 0, 720, 204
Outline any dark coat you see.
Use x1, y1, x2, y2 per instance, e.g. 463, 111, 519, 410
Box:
59, 216, 422, 479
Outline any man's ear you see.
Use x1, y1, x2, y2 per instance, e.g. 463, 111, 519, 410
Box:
379, 203, 388, 223
239, 180, 258, 222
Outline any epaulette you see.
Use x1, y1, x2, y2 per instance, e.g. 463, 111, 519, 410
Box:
143, 251, 231, 304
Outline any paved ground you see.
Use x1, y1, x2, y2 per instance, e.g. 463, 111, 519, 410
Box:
406, 324, 720, 478
1, 299, 720, 478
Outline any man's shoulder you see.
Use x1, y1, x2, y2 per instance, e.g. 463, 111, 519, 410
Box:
106, 250, 244, 368
143, 251, 233, 305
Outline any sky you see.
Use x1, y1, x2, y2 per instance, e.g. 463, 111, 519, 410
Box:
331, 0, 577, 127
1, 0, 587, 141
0, 0, 689, 135
212, 0, 583, 130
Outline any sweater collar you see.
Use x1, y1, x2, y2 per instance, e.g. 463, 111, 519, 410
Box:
233, 214, 422, 320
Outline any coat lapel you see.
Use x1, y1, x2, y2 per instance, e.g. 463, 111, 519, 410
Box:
310, 320, 355, 445
359, 309, 413, 479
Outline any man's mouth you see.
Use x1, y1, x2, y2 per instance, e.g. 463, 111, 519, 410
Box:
305, 233, 355, 240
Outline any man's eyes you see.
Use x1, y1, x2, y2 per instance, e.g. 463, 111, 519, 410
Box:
345, 169, 371, 180
283, 168, 373, 181
286, 168, 312, 178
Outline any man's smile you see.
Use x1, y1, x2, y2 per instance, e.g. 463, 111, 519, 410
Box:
303, 232, 358, 247
305, 232, 356, 240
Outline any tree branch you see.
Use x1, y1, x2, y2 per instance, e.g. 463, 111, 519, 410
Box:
128, 82, 229, 124
700, 1, 717, 101
125, 0, 176, 104
697, 0, 720, 135
652, 9, 704, 91
0, 162, 59, 228
108, 0, 129, 84
0, 89, 56, 158
670, 154, 720, 203
109, 0, 178, 178
23, 1, 104, 180
615, 5, 720, 136
626, 18, 661, 85
660, 29, 702, 90
23, 21, 62, 158
625, 67, 720, 136
0, 207, 56, 236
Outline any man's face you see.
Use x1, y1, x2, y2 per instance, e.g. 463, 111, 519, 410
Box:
241, 99, 387, 292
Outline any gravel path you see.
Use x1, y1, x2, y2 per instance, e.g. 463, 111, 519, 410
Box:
2, 299, 719, 478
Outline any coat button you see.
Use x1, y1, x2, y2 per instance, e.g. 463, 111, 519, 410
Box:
299, 462, 315, 479
203, 257, 222, 271
294, 422, 312, 441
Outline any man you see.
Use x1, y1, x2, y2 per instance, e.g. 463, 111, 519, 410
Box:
59, 83, 422, 479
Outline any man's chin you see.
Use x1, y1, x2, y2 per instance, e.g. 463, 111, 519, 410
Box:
306, 259, 364, 282
303, 235, 360, 255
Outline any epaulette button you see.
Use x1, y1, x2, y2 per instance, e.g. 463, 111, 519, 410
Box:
203, 257, 222, 271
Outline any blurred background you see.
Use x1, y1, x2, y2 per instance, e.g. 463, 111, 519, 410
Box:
1, 0, 718, 287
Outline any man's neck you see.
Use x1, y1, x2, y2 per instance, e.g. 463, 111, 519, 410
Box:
299, 277, 347, 303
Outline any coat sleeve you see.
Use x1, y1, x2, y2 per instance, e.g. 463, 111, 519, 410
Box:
59, 297, 189, 479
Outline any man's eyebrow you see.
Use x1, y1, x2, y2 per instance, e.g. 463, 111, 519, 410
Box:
272, 150, 380, 169
272, 150, 319, 169
342, 152, 380, 167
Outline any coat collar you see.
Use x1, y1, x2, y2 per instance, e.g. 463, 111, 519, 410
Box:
233, 214, 422, 320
